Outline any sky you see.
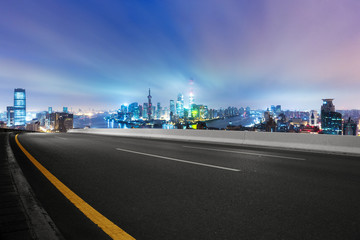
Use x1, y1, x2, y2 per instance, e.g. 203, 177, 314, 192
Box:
1, 0, 360, 112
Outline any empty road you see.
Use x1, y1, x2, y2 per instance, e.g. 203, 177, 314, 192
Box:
10, 133, 360, 239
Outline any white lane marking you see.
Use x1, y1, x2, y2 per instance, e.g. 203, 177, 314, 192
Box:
115, 148, 241, 172
183, 145, 306, 161
55, 136, 67, 140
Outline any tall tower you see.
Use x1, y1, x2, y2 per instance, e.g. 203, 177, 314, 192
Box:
188, 79, 194, 117
321, 99, 342, 135
14, 88, 26, 126
176, 93, 184, 118
147, 88, 152, 120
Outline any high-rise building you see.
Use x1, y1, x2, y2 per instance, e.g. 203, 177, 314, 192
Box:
147, 89, 152, 120
14, 88, 26, 126
7, 106, 14, 127
120, 104, 128, 113
48, 107, 53, 114
128, 102, 139, 120
143, 103, 148, 119
321, 99, 342, 135
156, 102, 161, 119
170, 100, 175, 121
275, 105, 282, 116
63, 107, 68, 113
176, 93, 184, 118
343, 118, 357, 136
138, 104, 143, 118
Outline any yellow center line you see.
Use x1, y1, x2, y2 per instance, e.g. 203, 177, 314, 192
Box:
15, 134, 135, 240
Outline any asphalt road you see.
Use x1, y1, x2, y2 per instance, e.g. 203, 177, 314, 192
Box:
10, 132, 360, 240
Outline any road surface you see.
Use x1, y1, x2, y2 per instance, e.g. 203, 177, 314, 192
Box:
10, 132, 360, 239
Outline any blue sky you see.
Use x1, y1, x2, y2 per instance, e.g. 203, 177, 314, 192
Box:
1, 0, 360, 111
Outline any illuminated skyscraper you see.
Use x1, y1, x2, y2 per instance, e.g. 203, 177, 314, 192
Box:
120, 104, 128, 113
321, 99, 342, 135
129, 102, 139, 120
176, 93, 184, 118
170, 100, 175, 121
143, 103, 148, 118
14, 88, 26, 126
147, 88, 152, 120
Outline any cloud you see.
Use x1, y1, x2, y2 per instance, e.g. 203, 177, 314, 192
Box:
0, 0, 360, 111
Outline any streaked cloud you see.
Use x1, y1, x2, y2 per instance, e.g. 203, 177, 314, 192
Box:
0, 0, 359, 111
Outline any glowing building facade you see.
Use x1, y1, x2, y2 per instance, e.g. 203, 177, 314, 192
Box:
321, 99, 342, 135
14, 88, 26, 126
176, 93, 184, 118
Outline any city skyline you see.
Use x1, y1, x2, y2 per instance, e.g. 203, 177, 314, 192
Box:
1, 0, 360, 111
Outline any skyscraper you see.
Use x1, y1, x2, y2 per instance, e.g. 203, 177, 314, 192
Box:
14, 88, 26, 126
170, 100, 175, 121
156, 102, 161, 119
120, 104, 128, 113
128, 102, 139, 120
176, 93, 184, 118
321, 99, 342, 135
147, 88, 152, 120
143, 103, 148, 118
7, 106, 14, 127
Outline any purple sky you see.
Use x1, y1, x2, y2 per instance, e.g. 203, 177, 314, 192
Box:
1, 0, 360, 112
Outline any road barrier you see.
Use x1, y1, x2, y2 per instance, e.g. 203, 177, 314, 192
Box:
68, 128, 360, 155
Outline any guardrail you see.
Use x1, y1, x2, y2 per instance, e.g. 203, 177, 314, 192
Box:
68, 128, 360, 155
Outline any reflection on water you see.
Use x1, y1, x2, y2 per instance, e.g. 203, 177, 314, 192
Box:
107, 120, 129, 129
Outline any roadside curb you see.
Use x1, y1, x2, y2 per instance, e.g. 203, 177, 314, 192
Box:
6, 133, 64, 240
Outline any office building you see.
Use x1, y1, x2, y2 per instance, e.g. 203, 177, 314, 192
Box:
147, 89, 152, 120
176, 93, 184, 118
128, 102, 139, 120
120, 104, 128, 113
7, 106, 14, 127
343, 118, 357, 136
170, 100, 175, 121
321, 99, 342, 135
143, 103, 148, 119
14, 88, 26, 126
156, 102, 161, 119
